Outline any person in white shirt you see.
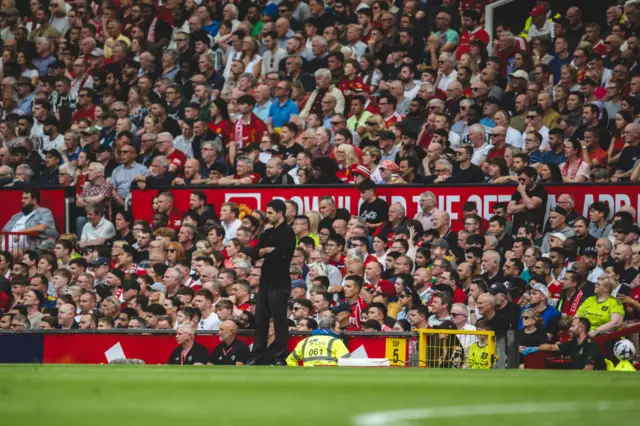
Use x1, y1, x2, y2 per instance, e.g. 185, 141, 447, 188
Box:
436, 52, 458, 92
194, 289, 221, 331
468, 124, 491, 167
78, 205, 116, 249
220, 202, 242, 244
451, 303, 478, 359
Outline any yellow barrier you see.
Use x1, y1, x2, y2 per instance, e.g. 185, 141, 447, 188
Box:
416, 328, 496, 369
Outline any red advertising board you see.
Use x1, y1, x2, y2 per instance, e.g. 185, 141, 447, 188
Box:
42, 333, 410, 365
0, 189, 67, 233
131, 184, 639, 223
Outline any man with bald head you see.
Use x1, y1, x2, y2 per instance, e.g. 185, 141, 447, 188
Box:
57, 303, 78, 329
432, 209, 457, 249
253, 84, 272, 122
260, 157, 295, 184
614, 244, 638, 284
477, 293, 508, 337
210, 320, 251, 365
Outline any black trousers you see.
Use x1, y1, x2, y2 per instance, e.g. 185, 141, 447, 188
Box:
250, 287, 290, 364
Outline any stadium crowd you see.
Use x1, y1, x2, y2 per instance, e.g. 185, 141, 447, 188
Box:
0, 0, 639, 368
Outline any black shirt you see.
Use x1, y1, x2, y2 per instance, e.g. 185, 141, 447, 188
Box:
615, 146, 640, 172
450, 163, 485, 183
359, 198, 389, 225
557, 337, 606, 370
495, 300, 520, 331
40, 168, 60, 187
318, 208, 351, 231
568, 234, 598, 258
282, 143, 304, 170
251, 220, 296, 289
485, 311, 509, 338
510, 184, 548, 235
210, 338, 251, 365
167, 342, 210, 365
260, 173, 295, 185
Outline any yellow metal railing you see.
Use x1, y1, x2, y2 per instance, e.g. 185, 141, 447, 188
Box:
417, 328, 496, 369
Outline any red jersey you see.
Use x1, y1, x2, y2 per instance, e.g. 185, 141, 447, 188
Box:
330, 254, 346, 276
232, 172, 261, 184
456, 26, 490, 60
208, 119, 233, 143
384, 112, 404, 128
236, 301, 250, 311
232, 113, 267, 150
452, 288, 467, 304
347, 297, 368, 330
547, 280, 562, 300
71, 104, 96, 122
167, 149, 188, 174
587, 146, 608, 168
338, 76, 366, 92
487, 146, 506, 161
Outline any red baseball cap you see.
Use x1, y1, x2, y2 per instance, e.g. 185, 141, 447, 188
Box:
530, 5, 546, 17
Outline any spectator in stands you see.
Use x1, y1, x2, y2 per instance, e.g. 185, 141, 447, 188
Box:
2, 189, 58, 249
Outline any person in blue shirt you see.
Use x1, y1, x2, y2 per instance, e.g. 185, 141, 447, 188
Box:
518, 282, 560, 334
537, 128, 567, 164
268, 81, 299, 129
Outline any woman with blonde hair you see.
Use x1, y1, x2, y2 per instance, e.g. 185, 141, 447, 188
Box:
291, 81, 309, 111
238, 36, 262, 78
517, 308, 548, 367
360, 114, 385, 149
558, 65, 580, 92
141, 114, 162, 136
576, 276, 624, 336
305, 211, 321, 234
458, 52, 481, 83
362, 146, 382, 183
167, 242, 185, 266
49, 0, 70, 35
335, 144, 360, 183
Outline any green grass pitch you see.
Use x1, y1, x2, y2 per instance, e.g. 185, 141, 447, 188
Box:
0, 365, 638, 426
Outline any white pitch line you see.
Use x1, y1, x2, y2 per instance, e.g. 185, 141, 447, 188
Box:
353, 400, 638, 426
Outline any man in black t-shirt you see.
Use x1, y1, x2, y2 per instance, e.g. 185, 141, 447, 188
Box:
534, 317, 606, 370
489, 282, 520, 331
507, 166, 548, 236
210, 320, 251, 365
357, 180, 389, 234
167, 323, 210, 365
318, 196, 351, 231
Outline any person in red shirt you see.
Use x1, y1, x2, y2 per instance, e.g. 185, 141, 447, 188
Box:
232, 281, 251, 311
229, 95, 268, 165
343, 275, 368, 330
440, 269, 469, 304
327, 234, 346, 276
581, 127, 608, 169
71, 87, 97, 122
338, 59, 367, 105
487, 126, 508, 160
218, 154, 261, 185
456, 9, 490, 60
155, 132, 187, 175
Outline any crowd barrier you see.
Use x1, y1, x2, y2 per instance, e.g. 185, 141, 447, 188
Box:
131, 183, 640, 224
0, 330, 412, 366
417, 328, 496, 369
